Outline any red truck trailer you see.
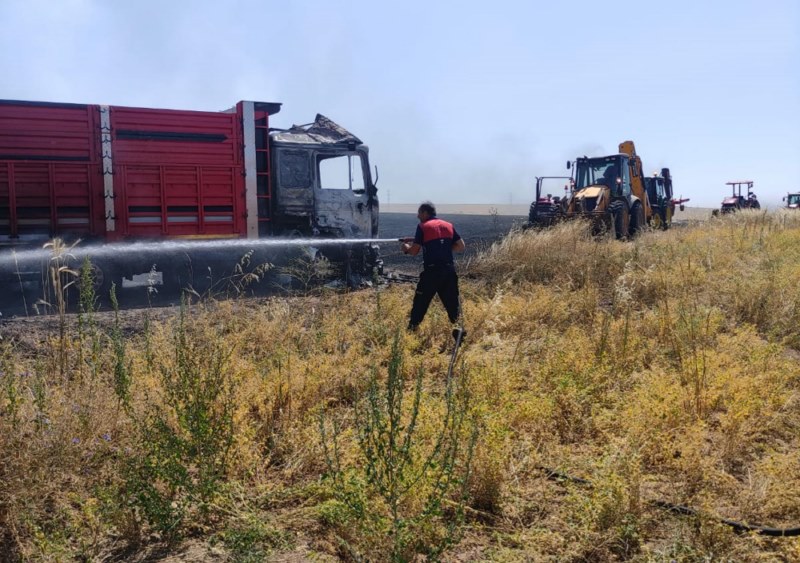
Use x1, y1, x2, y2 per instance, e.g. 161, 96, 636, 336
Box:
0, 99, 380, 303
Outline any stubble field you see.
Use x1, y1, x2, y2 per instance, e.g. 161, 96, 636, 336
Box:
1, 209, 799, 562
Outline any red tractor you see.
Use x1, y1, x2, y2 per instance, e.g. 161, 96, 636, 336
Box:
716, 181, 760, 214
525, 176, 572, 228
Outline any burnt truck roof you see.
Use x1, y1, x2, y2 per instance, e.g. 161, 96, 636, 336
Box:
270, 114, 364, 147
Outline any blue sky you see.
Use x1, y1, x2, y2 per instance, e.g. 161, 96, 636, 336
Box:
1, 0, 797, 207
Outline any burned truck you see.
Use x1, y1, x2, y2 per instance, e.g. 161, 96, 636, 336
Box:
0, 99, 380, 305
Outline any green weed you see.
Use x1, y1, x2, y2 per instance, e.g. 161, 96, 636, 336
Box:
321, 332, 478, 561
123, 299, 237, 537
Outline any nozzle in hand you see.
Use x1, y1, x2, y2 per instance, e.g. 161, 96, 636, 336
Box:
399, 237, 415, 255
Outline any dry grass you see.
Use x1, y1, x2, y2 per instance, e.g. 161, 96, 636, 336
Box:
1, 210, 800, 561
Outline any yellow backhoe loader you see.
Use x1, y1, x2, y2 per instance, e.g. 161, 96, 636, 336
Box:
563, 140, 651, 239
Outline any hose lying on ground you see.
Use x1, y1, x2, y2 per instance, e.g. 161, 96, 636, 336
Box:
448, 327, 465, 378
537, 466, 800, 537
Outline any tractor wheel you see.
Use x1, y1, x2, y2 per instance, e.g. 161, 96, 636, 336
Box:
629, 203, 645, 238
609, 201, 628, 240
650, 206, 663, 230
528, 203, 537, 225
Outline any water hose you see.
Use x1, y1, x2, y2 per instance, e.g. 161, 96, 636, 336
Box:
537, 466, 800, 537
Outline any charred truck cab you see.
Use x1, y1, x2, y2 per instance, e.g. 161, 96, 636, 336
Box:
269, 114, 380, 275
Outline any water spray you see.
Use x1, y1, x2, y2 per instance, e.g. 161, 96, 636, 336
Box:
0, 236, 407, 266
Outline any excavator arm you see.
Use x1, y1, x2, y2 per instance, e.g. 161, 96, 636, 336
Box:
619, 140, 652, 220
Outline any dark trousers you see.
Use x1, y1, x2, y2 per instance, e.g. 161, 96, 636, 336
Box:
409, 265, 460, 328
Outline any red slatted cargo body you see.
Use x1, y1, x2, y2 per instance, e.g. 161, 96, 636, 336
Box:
109, 105, 246, 240
0, 100, 272, 244
0, 101, 104, 241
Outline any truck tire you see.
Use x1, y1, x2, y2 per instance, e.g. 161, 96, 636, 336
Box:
90, 261, 123, 304
629, 203, 645, 238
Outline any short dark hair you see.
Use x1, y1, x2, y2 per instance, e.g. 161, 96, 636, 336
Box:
418, 201, 436, 216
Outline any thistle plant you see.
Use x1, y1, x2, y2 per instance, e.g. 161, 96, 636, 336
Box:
0, 346, 21, 430
124, 298, 237, 537
321, 332, 478, 561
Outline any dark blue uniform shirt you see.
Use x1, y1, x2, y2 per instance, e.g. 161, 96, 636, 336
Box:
414, 217, 461, 267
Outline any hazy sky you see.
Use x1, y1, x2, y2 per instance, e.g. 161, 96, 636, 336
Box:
1, 0, 798, 207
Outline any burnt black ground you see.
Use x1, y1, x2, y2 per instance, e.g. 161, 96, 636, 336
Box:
0, 213, 523, 318
378, 212, 526, 274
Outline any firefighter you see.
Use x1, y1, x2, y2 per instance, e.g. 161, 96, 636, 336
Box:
401, 202, 466, 341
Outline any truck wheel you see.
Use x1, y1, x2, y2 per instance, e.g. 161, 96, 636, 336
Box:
629, 203, 645, 237
85, 261, 122, 304
166, 254, 196, 294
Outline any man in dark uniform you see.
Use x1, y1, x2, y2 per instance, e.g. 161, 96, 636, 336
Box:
400, 202, 466, 341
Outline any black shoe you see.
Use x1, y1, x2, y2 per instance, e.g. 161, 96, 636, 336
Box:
452, 328, 467, 342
